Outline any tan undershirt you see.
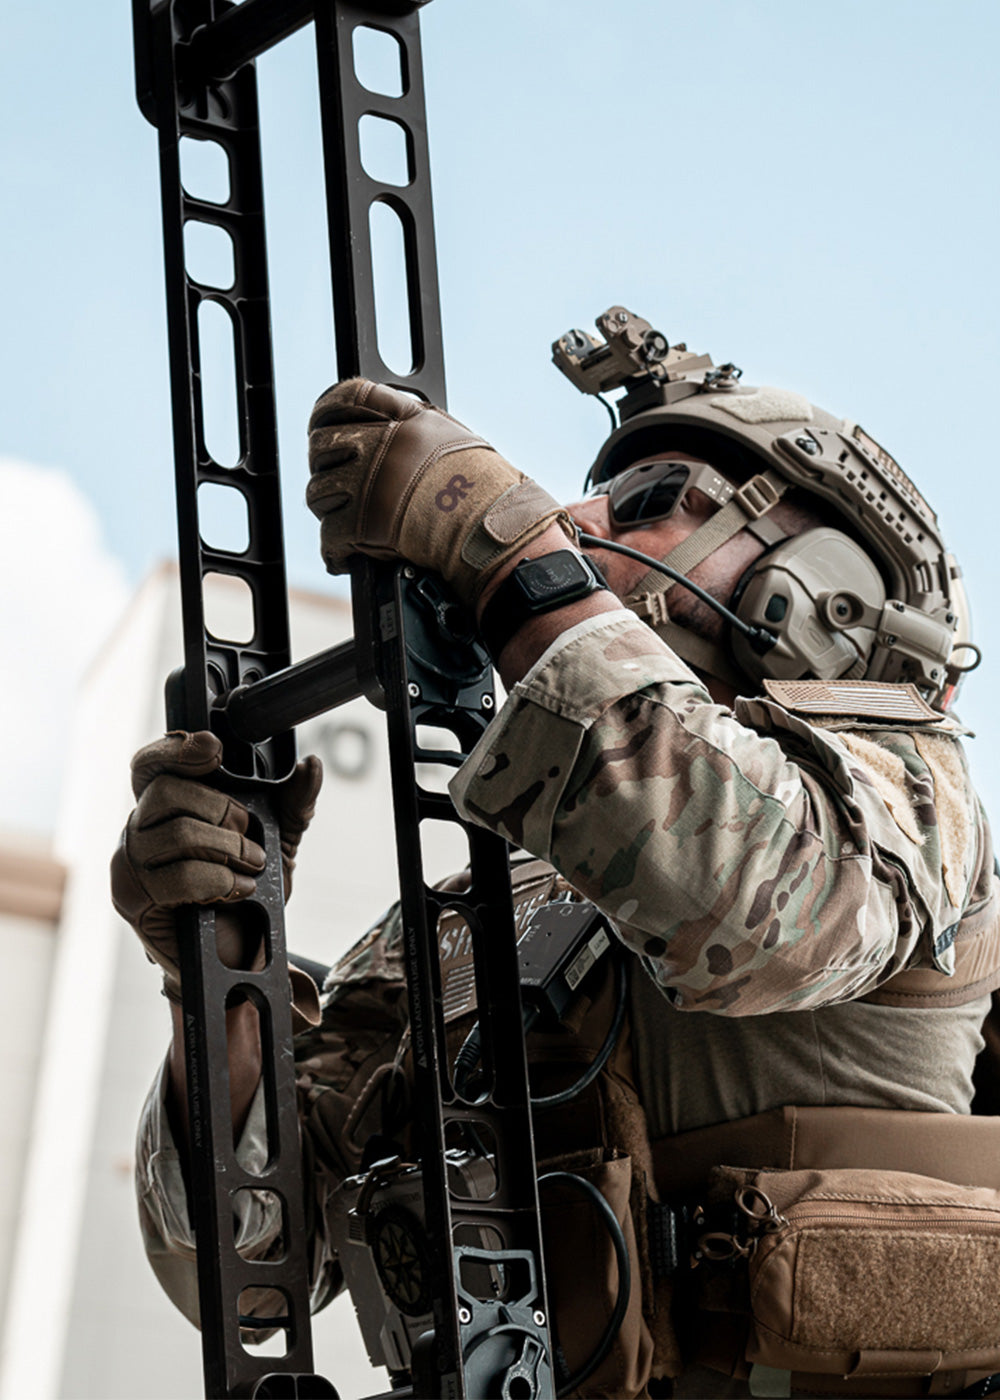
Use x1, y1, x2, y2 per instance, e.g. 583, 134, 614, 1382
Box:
629, 964, 989, 1138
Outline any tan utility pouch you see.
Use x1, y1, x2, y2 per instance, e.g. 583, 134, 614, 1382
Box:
701, 1164, 1000, 1383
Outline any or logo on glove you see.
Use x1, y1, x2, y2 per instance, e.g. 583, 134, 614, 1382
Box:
306, 379, 574, 605
434, 474, 474, 512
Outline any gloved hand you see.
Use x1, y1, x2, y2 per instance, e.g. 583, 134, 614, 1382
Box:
306, 378, 575, 604
110, 730, 322, 999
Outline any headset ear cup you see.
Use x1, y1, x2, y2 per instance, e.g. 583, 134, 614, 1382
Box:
729, 529, 886, 686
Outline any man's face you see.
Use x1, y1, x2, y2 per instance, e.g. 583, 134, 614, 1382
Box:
567, 452, 720, 599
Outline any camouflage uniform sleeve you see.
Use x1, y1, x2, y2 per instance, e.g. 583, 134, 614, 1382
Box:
450, 612, 982, 1015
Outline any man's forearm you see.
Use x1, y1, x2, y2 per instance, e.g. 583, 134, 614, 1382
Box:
165, 908, 266, 1159
475, 522, 623, 688
166, 998, 263, 1159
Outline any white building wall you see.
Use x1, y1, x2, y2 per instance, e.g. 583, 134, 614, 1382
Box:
0, 565, 458, 1400
0, 904, 57, 1335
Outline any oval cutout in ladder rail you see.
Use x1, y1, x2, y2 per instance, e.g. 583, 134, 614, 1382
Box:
369, 199, 414, 375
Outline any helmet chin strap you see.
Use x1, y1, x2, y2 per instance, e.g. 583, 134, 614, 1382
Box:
630, 468, 789, 600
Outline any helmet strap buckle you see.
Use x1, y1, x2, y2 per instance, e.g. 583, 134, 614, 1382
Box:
735, 474, 782, 520
653, 469, 789, 596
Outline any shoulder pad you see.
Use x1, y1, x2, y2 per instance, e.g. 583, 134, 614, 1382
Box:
763, 678, 943, 724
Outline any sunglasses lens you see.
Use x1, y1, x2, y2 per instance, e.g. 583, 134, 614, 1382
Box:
609, 462, 692, 526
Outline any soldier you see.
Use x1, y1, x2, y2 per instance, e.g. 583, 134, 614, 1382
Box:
116, 320, 1000, 1397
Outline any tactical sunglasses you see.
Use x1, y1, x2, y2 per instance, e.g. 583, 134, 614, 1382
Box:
601, 457, 736, 528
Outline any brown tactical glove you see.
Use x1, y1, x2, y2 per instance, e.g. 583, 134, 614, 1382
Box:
110, 730, 322, 999
306, 378, 575, 604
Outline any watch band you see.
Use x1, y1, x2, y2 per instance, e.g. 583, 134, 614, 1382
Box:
478, 549, 609, 662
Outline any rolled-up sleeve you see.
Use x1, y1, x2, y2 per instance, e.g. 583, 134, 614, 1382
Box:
135, 1060, 284, 1328
134, 947, 410, 1327
450, 612, 954, 1015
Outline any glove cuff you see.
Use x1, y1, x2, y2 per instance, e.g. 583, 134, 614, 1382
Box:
457, 482, 575, 585
160, 965, 321, 1036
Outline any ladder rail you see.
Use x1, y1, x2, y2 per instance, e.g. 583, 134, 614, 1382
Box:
134, 3, 555, 1394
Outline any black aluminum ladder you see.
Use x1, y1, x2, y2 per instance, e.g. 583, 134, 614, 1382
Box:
132, 3, 554, 1395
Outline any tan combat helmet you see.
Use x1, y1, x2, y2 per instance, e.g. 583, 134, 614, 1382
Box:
553, 307, 978, 710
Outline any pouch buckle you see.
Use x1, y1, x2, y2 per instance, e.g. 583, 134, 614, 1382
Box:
692, 1185, 788, 1267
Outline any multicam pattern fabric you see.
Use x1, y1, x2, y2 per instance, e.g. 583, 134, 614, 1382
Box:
450, 609, 985, 1015
135, 606, 989, 1337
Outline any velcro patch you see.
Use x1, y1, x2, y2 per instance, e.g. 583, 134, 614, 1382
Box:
764, 678, 942, 723
710, 386, 812, 424
482, 480, 561, 544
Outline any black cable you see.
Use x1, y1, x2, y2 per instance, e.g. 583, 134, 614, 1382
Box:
538, 1171, 631, 1396
453, 963, 626, 1110
454, 1003, 541, 1102
452, 1023, 483, 1099
530, 956, 627, 1108
596, 393, 618, 433
950, 640, 984, 675
577, 531, 776, 654
238, 1314, 288, 1330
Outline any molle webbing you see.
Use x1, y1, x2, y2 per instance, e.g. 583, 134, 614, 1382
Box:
651, 1104, 1000, 1198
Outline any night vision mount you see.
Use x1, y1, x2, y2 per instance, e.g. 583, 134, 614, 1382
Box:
552, 306, 738, 422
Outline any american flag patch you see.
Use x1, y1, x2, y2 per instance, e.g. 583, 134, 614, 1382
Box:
764, 678, 942, 723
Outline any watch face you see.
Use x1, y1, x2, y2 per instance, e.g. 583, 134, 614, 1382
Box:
480, 548, 605, 659
520, 551, 589, 603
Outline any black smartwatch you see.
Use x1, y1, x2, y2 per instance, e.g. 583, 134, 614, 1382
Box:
478, 549, 608, 662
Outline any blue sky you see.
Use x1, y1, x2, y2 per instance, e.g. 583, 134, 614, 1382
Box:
2, 0, 998, 821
